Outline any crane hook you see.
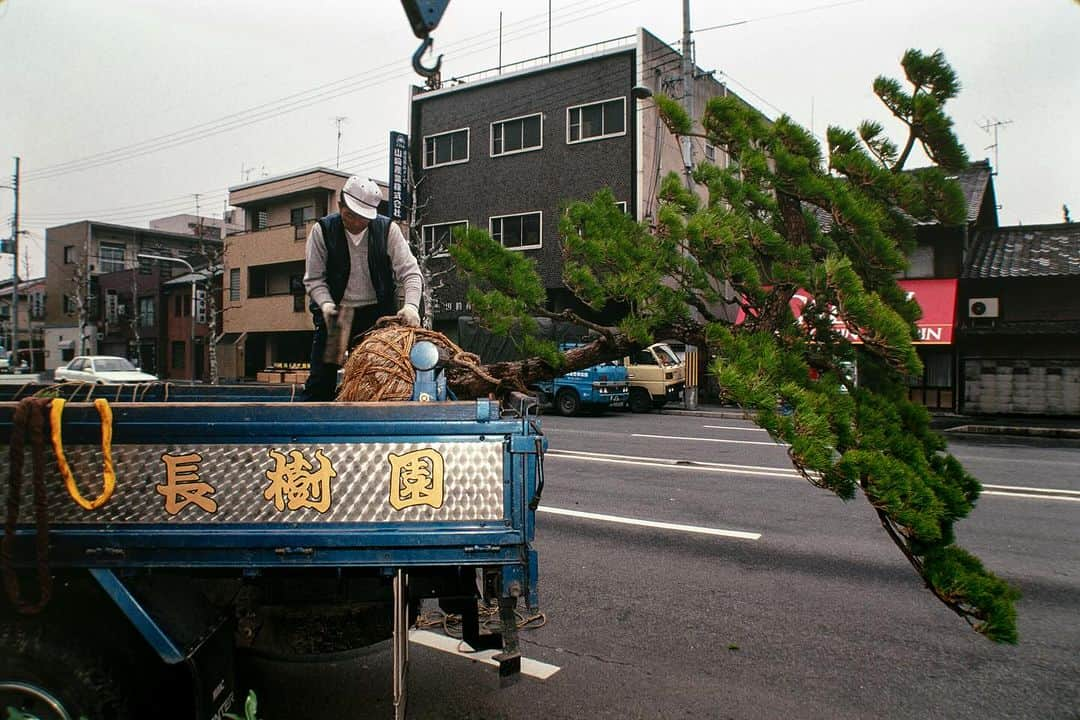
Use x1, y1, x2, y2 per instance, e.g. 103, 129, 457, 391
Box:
412, 36, 443, 86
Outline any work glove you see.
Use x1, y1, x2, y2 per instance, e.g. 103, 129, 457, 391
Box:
321, 302, 338, 324
396, 303, 421, 328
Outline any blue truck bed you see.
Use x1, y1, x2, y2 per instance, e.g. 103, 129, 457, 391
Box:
0, 386, 543, 719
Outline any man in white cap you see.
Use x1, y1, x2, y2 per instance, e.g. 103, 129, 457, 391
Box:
302, 175, 422, 400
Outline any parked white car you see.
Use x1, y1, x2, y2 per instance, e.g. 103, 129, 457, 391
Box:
54, 356, 158, 384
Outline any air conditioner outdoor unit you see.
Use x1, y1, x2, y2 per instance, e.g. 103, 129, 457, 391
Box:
968, 297, 1000, 318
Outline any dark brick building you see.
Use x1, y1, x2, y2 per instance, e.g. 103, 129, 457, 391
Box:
409, 29, 741, 331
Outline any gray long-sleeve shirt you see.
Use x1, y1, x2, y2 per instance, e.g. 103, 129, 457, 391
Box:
303, 220, 422, 310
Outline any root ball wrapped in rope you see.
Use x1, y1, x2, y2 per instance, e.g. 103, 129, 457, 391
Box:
335, 319, 514, 402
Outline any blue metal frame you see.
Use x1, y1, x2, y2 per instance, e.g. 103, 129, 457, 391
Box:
89, 568, 185, 664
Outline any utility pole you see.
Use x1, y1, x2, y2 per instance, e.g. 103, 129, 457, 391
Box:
681, 0, 694, 190
334, 117, 348, 168
8, 158, 19, 361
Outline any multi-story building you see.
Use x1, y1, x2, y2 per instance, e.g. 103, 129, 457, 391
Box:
43, 220, 220, 376
149, 213, 243, 241
897, 160, 999, 411
220, 168, 390, 381
409, 28, 742, 329
0, 276, 47, 370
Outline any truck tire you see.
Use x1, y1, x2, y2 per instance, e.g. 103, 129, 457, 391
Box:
0, 621, 135, 720
555, 388, 581, 416
629, 387, 652, 413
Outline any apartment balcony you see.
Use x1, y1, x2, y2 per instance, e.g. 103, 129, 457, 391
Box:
225, 293, 310, 334
228, 223, 311, 266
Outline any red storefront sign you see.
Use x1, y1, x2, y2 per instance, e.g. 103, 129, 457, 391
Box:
896, 278, 958, 345
733, 278, 958, 345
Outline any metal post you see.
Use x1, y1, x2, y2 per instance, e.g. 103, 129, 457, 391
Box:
138, 253, 195, 382
681, 0, 694, 190
11, 157, 19, 367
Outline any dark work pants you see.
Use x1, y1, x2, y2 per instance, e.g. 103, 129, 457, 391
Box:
302, 303, 382, 401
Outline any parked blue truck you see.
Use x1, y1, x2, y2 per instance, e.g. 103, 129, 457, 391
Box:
0, 343, 544, 720
533, 356, 630, 416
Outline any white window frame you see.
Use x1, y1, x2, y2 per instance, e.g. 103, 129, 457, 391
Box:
423, 127, 470, 169
704, 143, 717, 163
422, 220, 469, 258
615, 201, 628, 214
489, 211, 543, 252
566, 96, 627, 145
490, 112, 544, 157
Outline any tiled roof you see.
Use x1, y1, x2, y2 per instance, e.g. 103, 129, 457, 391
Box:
953, 160, 992, 224
811, 160, 994, 232
964, 223, 1080, 278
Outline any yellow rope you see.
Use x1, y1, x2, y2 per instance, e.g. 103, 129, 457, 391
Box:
49, 398, 116, 511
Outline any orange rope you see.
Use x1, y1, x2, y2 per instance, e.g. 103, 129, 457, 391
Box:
49, 398, 116, 511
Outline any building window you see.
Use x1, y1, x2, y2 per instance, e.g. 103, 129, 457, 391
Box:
491, 113, 542, 157
291, 206, 315, 240
422, 221, 468, 257
63, 295, 77, 315
423, 128, 469, 168
99, 243, 125, 273
171, 341, 186, 370
174, 293, 190, 318
138, 297, 155, 328
567, 97, 626, 144
490, 212, 542, 251
253, 209, 270, 231
704, 143, 717, 163
615, 201, 628, 214
63, 246, 75, 264
229, 268, 240, 302
902, 246, 934, 279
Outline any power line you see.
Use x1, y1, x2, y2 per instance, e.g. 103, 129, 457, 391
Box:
694, 0, 868, 35
21, 0, 635, 183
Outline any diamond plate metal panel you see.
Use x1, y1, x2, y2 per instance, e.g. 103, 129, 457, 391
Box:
0, 441, 505, 524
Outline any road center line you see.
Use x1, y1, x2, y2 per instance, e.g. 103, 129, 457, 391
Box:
546, 449, 802, 479
410, 629, 561, 679
982, 483, 1080, 496
702, 424, 769, 432
537, 505, 761, 540
981, 490, 1080, 502
633, 432, 787, 447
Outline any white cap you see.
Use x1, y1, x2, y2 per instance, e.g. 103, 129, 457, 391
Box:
340, 176, 381, 219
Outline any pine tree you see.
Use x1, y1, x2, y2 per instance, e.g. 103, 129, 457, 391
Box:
446, 49, 1019, 642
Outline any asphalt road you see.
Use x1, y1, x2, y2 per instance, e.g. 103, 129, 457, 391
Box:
249, 410, 1080, 720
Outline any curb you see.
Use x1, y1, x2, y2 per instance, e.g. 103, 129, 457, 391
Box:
943, 424, 1080, 440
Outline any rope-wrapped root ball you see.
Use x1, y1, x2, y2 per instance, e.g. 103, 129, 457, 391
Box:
336, 321, 485, 401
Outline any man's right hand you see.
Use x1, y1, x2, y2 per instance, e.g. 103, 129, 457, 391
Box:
321, 302, 338, 323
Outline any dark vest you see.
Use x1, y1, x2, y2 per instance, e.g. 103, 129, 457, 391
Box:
313, 213, 397, 316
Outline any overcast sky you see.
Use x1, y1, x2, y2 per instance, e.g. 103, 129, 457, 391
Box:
2, 0, 1077, 280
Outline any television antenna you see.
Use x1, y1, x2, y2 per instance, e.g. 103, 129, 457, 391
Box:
978, 117, 1012, 174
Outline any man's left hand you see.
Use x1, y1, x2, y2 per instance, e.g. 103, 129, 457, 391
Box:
397, 303, 421, 327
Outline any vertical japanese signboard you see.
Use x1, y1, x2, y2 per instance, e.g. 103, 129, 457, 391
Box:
389, 131, 410, 220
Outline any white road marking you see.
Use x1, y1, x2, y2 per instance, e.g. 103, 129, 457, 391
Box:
537, 505, 761, 540
982, 483, 1080, 496
702, 424, 769, 432
546, 448, 802, 479
547, 450, 1079, 503
982, 491, 1080, 502
632, 432, 787, 447
409, 629, 561, 680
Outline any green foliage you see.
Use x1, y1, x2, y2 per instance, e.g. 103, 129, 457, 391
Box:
224, 689, 261, 720
450, 47, 1017, 642
654, 93, 691, 136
